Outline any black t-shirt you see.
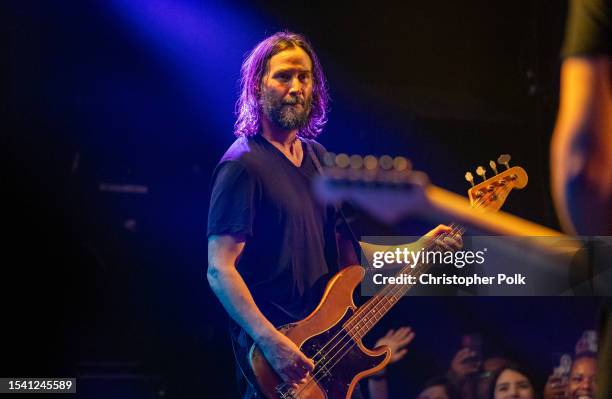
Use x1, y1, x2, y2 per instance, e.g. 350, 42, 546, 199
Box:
207, 134, 341, 326
562, 0, 612, 57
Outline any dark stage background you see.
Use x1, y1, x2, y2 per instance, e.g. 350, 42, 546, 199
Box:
3, 1, 604, 398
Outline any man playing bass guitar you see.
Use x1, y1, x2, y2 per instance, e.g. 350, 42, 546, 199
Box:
206, 31, 462, 399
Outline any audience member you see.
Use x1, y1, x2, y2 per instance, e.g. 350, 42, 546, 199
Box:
566, 353, 598, 399
416, 377, 461, 399
477, 357, 510, 399
487, 364, 537, 399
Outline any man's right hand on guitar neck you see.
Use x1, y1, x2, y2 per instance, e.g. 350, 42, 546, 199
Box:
258, 330, 315, 387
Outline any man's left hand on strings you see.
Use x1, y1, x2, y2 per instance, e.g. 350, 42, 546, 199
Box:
420, 224, 463, 252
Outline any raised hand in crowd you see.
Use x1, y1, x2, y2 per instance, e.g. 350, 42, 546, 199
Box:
376, 327, 416, 364
543, 374, 568, 399
449, 347, 482, 382
367, 327, 415, 399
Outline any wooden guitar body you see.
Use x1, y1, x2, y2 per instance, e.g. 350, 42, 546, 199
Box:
249, 266, 391, 399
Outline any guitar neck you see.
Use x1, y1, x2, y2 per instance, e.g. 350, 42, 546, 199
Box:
348, 265, 429, 341
425, 186, 561, 236
424, 186, 583, 257
343, 236, 455, 340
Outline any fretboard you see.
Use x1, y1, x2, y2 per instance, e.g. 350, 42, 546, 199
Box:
343, 233, 460, 341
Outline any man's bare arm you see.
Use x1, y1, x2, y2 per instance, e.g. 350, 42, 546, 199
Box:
207, 234, 276, 344
207, 234, 314, 384
551, 56, 612, 235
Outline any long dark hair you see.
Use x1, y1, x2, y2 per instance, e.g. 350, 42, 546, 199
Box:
234, 31, 329, 139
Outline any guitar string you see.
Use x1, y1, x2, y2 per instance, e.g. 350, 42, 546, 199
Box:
282, 169, 491, 375
312, 185, 509, 379
284, 187, 506, 397
313, 223, 462, 364
274, 222, 465, 397
286, 225, 477, 395
284, 224, 466, 397
306, 184, 506, 367
297, 195, 487, 368
291, 196, 486, 371
277, 185, 494, 396
292, 226, 465, 388
290, 186, 508, 396
280, 226, 466, 397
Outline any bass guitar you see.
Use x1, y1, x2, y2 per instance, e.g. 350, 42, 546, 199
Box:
243, 153, 528, 399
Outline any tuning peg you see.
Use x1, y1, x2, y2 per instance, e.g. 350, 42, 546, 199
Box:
489, 160, 499, 175
497, 154, 511, 170
336, 153, 350, 169
335, 153, 350, 168
392, 156, 411, 171
323, 152, 336, 167
363, 155, 378, 170
465, 172, 475, 187
379, 155, 393, 170
349, 154, 363, 169
476, 166, 487, 181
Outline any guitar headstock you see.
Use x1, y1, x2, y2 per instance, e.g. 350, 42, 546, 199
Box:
313, 153, 431, 223
464, 154, 528, 212
319, 152, 425, 184
313, 152, 529, 224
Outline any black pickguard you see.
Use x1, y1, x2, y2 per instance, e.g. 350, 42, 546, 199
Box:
233, 308, 386, 398
297, 308, 386, 398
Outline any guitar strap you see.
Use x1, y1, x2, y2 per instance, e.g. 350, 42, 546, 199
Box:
306, 141, 363, 262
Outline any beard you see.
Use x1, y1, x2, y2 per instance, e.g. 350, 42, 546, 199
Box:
260, 89, 312, 131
